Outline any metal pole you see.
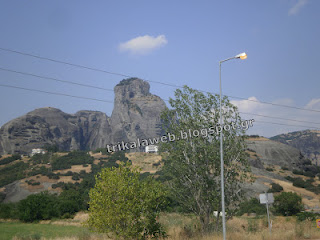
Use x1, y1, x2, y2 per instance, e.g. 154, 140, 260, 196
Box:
219, 61, 226, 240
265, 192, 271, 234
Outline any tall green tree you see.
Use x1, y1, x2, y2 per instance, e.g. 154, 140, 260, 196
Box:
160, 86, 252, 232
87, 163, 167, 240
274, 192, 303, 216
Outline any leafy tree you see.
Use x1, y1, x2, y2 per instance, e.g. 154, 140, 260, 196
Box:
42, 143, 59, 153
58, 189, 82, 215
87, 163, 167, 239
274, 192, 303, 216
160, 86, 252, 232
18, 191, 60, 222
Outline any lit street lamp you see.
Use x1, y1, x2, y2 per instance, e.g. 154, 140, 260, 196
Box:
219, 52, 247, 240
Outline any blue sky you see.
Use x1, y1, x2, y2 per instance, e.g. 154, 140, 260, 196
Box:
0, 0, 319, 137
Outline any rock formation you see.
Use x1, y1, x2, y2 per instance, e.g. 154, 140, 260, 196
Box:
0, 78, 166, 155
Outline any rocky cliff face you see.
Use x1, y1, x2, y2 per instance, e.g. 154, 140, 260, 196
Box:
110, 78, 166, 146
245, 137, 305, 170
0, 78, 166, 154
270, 130, 320, 165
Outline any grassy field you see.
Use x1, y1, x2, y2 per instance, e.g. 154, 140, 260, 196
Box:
1, 213, 320, 240
0, 222, 97, 240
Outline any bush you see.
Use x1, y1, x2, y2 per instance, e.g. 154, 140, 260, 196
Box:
265, 167, 274, 172
58, 189, 83, 214
30, 153, 50, 164
0, 202, 19, 219
297, 211, 319, 221
108, 151, 129, 163
274, 192, 303, 216
281, 166, 289, 171
0, 154, 21, 165
52, 151, 93, 170
293, 169, 304, 175
72, 174, 80, 181
236, 198, 266, 216
25, 180, 41, 186
18, 191, 60, 222
87, 163, 167, 239
93, 148, 111, 155
0, 162, 29, 187
42, 143, 59, 153
268, 183, 283, 193
0, 192, 6, 203
52, 182, 65, 189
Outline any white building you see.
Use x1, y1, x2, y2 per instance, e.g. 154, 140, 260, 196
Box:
145, 145, 158, 153
31, 148, 46, 156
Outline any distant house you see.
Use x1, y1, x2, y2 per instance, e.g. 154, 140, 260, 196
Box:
31, 148, 46, 156
145, 145, 158, 153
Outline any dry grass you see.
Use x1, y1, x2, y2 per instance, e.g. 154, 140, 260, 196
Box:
9, 213, 320, 240
73, 212, 89, 223
247, 137, 270, 141
126, 152, 162, 173
54, 165, 91, 174
160, 214, 320, 240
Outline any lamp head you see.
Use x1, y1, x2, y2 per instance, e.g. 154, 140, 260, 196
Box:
235, 52, 247, 60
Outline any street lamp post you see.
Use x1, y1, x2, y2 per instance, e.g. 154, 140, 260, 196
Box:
219, 52, 247, 240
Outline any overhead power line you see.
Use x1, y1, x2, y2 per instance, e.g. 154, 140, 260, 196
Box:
239, 111, 320, 126
0, 83, 113, 103
0, 47, 183, 89
254, 120, 320, 130
230, 96, 320, 114
0, 82, 168, 103
1, 47, 320, 114
0, 67, 114, 92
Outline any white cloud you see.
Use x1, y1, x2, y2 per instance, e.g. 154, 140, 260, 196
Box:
119, 35, 168, 55
288, 0, 308, 16
231, 96, 260, 112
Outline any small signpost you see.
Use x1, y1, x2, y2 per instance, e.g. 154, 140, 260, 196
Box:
259, 192, 274, 234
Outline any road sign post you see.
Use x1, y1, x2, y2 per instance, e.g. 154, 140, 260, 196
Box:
259, 192, 274, 234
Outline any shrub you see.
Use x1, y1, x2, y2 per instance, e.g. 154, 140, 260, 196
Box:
108, 151, 129, 163
42, 143, 59, 153
30, 153, 50, 164
0, 202, 19, 219
52, 151, 93, 170
0, 192, 6, 202
18, 191, 60, 222
72, 174, 80, 181
87, 163, 167, 239
265, 167, 274, 172
236, 198, 266, 216
274, 192, 303, 216
293, 169, 304, 175
268, 183, 283, 193
0, 154, 21, 165
0, 162, 29, 187
297, 211, 319, 221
